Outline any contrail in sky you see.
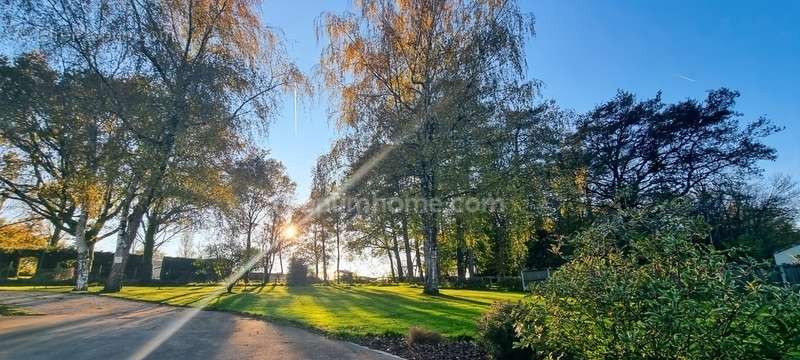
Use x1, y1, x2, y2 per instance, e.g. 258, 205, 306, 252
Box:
677, 74, 696, 82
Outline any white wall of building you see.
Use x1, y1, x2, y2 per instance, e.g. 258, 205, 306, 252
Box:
774, 244, 800, 265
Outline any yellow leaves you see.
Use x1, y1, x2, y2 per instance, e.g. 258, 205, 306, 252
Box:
343, 39, 365, 68
574, 167, 588, 192
542, 216, 556, 233
340, 86, 359, 125
34, 176, 106, 219
0, 220, 48, 250
162, 0, 268, 65
72, 180, 106, 218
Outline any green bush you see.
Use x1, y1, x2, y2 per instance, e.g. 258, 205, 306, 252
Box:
286, 257, 310, 286
515, 201, 800, 359
477, 301, 533, 360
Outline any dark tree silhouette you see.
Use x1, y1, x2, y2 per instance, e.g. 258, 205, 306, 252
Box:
576, 88, 780, 209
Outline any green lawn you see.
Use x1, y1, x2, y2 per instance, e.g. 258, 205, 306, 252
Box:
0, 284, 524, 338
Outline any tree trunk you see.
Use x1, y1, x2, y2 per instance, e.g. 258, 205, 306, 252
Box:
387, 248, 395, 281
321, 228, 327, 282
391, 229, 404, 281
48, 222, 62, 247
467, 248, 476, 278
490, 211, 509, 276
422, 216, 439, 295
313, 228, 319, 278
420, 170, 439, 295
140, 216, 159, 282
279, 250, 284, 275
401, 212, 415, 280
74, 244, 94, 292
415, 235, 424, 282
73, 212, 92, 292
104, 202, 145, 292
106, 103, 183, 291
335, 221, 341, 284
266, 252, 275, 283
244, 221, 253, 286
455, 214, 466, 283
261, 254, 275, 285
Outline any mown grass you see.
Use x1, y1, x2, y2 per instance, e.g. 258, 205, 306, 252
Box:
0, 284, 524, 338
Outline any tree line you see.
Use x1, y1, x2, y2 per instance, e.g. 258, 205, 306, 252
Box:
296, 0, 797, 296
1, 0, 796, 297
0, 0, 302, 291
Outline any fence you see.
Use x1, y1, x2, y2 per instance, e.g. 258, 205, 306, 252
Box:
521, 269, 551, 290
0, 248, 143, 282
462, 269, 551, 291
159, 257, 216, 283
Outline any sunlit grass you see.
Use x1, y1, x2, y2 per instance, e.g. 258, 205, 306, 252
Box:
0, 284, 524, 338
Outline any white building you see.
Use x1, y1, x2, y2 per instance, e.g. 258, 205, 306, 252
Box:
774, 244, 800, 266
774, 244, 800, 284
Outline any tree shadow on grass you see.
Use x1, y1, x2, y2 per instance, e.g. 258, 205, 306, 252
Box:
306, 286, 482, 337
254, 283, 278, 294
200, 285, 488, 337
429, 293, 494, 307
112, 286, 222, 306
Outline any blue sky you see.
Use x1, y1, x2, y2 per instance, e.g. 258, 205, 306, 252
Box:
21, 1, 800, 270
260, 0, 799, 199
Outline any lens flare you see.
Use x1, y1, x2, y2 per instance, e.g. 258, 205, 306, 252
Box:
128, 144, 395, 360
282, 224, 298, 238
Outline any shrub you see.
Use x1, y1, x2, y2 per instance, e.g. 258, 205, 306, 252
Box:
286, 257, 310, 286
406, 326, 443, 346
477, 301, 533, 360
515, 201, 800, 359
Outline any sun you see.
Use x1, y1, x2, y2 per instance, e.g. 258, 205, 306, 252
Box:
282, 224, 298, 239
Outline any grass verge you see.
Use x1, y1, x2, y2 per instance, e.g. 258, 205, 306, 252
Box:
0, 284, 524, 338
0, 303, 39, 316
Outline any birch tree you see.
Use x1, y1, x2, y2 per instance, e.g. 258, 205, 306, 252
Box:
319, 0, 535, 294
4, 0, 305, 292
0, 54, 135, 290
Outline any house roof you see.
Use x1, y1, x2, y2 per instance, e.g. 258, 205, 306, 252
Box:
774, 243, 800, 255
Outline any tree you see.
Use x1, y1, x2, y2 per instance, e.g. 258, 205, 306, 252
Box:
515, 201, 800, 359
319, 0, 536, 294
135, 111, 234, 281
575, 89, 780, 209
201, 231, 247, 284
4, 0, 305, 292
0, 53, 134, 290
177, 231, 195, 258
0, 217, 48, 250
695, 175, 800, 258
256, 172, 295, 284
220, 149, 294, 291
309, 156, 333, 281
308, 152, 353, 282
286, 256, 310, 286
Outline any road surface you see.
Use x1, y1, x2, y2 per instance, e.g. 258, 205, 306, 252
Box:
0, 291, 399, 360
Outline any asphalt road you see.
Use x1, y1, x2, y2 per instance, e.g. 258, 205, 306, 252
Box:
0, 291, 399, 360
